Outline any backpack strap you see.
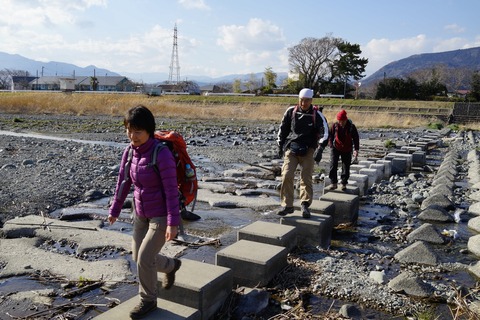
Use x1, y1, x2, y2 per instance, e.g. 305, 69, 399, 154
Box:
124, 146, 133, 183
292, 105, 318, 127
116, 146, 134, 200
149, 141, 167, 175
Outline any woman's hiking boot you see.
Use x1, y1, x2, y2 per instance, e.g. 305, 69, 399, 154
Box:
163, 258, 182, 290
130, 299, 157, 319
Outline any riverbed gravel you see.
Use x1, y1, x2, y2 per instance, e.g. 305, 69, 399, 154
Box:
1, 112, 479, 319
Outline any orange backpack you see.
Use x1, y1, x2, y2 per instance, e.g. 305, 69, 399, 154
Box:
151, 130, 198, 208
126, 130, 198, 211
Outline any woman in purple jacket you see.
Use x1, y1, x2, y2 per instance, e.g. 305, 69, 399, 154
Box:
108, 105, 181, 319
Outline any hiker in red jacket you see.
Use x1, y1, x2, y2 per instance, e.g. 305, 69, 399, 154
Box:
328, 109, 360, 191
108, 105, 181, 319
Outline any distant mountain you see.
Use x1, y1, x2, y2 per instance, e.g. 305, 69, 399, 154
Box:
124, 71, 289, 86
362, 46, 480, 88
0, 52, 119, 78
0, 51, 289, 85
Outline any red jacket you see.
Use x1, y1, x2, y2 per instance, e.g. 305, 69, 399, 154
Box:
109, 137, 180, 226
328, 120, 360, 153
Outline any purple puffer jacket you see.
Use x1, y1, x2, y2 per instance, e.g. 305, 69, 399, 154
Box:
109, 137, 180, 227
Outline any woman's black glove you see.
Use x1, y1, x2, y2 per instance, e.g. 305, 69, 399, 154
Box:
313, 146, 324, 163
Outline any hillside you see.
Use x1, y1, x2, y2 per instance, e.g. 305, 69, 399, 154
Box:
0, 52, 118, 78
362, 46, 480, 89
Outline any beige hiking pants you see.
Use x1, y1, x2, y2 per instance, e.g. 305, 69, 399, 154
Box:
132, 215, 177, 302
280, 148, 315, 207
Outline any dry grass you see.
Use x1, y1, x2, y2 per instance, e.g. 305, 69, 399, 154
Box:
0, 91, 477, 129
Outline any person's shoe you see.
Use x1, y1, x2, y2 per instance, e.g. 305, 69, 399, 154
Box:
130, 299, 157, 319
341, 184, 347, 191
301, 202, 311, 219
163, 258, 181, 290
328, 183, 338, 190
276, 206, 294, 216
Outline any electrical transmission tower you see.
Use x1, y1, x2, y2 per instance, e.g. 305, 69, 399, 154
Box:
168, 23, 180, 84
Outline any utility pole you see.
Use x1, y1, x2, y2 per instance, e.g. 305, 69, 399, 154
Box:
168, 23, 180, 85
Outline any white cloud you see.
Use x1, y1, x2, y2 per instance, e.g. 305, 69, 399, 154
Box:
214, 19, 288, 75
217, 18, 285, 52
444, 24, 465, 34
363, 35, 429, 75
178, 0, 210, 10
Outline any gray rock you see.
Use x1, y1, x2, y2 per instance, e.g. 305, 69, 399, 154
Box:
369, 270, 387, 284
339, 304, 362, 318
469, 190, 480, 202
388, 272, 434, 298
468, 202, 480, 216
467, 234, 480, 258
430, 184, 452, 196
468, 261, 480, 280
468, 216, 480, 233
420, 194, 455, 211
394, 241, 440, 266
418, 205, 454, 222
470, 300, 480, 319
406, 223, 445, 244
233, 288, 270, 319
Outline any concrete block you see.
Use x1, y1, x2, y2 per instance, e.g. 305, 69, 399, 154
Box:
387, 152, 413, 170
350, 164, 367, 172
280, 207, 333, 249
94, 296, 200, 320
370, 163, 386, 180
412, 141, 427, 151
376, 159, 392, 178
358, 160, 374, 167
401, 146, 422, 154
412, 151, 426, 166
319, 192, 359, 226
216, 240, 288, 287
348, 173, 369, 196
238, 221, 297, 251
323, 183, 360, 196
158, 259, 232, 320
359, 168, 379, 187
391, 157, 407, 174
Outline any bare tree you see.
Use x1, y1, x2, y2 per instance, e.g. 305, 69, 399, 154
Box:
288, 35, 342, 92
408, 64, 473, 92
245, 73, 259, 93
232, 79, 242, 93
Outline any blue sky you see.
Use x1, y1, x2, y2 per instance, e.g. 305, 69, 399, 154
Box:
0, 0, 479, 82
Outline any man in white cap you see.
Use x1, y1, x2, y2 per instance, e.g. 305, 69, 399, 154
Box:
276, 88, 329, 218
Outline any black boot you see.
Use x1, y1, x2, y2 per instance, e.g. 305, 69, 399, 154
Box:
301, 202, 311, 218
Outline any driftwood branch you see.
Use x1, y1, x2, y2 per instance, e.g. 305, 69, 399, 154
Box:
237, 159, 282, 176
4, 222, 98, 231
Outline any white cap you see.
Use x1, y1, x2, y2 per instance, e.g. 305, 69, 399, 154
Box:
299, 88, 314, 99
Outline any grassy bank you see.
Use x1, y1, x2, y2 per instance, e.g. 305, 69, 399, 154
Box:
0, 91, 468, 129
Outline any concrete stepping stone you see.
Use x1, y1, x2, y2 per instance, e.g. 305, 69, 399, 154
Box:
237, 221, 297, 251
94, 296, 200, 320
216, 240, 288, 287
158, 259, 233, 320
